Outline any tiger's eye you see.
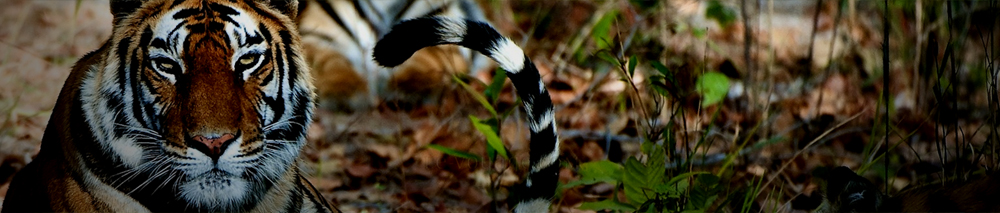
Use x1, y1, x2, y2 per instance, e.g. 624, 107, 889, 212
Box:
152, 58, 180, 75
159, 62, 174, 70
239, 55, 257, 65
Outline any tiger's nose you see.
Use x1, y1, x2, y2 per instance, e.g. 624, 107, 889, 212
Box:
187, 133, 236, 159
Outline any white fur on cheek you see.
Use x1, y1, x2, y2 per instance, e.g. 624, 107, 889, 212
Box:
81, 59, 144, 168
108, 137, 144, 166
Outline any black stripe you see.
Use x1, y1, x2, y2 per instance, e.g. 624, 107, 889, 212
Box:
295, 172, 334, 213
104, 92, 128, 140
245, 33, 265, 47
209, 3, 240, 27
167, 22, 187, 55
245, 0, 284, 24
459, 20, 506, 54
150, 38, 168, 50
133, 27, 156, 129
259, 23, 275, 43
115, 37, 132, 91
390, 0, 417, 24
142, 73, 165, 131
259, 57, 275, 86
371, 18, 445, 67
259, 46, 275, 87
185, 23, 206, 34
279, 30, 298, 83
261, 28, 286, 125
173, 8, 201, 19
314, 0, 357, 42
285, 185, 304, 213
217, 15, 239, 29
170, 0, 185, 8
350, 0, 382, 36
237, 143, 265, 157
359, 0, 385, 32
248, 51, 271, 77
261, 93, 285, 129
413, 1, 452, 18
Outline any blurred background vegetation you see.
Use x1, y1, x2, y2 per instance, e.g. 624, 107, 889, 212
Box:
1, 0, 999, 212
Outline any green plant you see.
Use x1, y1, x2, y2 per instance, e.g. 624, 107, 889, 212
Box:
567, 46, 757, 212
705, 0, 737, 27
449, 68, 519, 163
570, 143, 723, 212
428, 69, 525, 208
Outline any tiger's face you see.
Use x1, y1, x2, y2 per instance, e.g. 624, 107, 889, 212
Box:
79, 0, 312, 210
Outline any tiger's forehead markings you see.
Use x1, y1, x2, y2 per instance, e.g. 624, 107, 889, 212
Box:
150, 3, 261, 60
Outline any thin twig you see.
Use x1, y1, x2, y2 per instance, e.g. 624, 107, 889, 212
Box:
758, 110, 866, 197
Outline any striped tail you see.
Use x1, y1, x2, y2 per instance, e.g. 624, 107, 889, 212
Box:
373, 17, 559, 212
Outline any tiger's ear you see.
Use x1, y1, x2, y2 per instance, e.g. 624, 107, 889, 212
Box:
110, 0, 143, 25
260, 0, 299, 20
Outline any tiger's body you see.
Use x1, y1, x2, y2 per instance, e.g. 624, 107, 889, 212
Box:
298, 0, 491, 110
2, 0, 334, 212
1, 0, 557, 212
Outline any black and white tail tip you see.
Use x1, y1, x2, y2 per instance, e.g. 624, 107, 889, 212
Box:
373, 17, 559, 212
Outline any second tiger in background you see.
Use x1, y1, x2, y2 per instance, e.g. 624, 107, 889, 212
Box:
297, 0, 495, 111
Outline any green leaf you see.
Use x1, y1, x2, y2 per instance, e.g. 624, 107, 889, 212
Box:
695, 71, 730, 107
697, 174, 720, 186
637, 201, 658, 213
650, 61, 673, 80
592, 10, 618, 51
627, 55, 638, 78
469, 116, 508, 160
623, 143, 669, 206
666, 171, 709, 186
652, 182, 675, 195
623, 157, 651, 205
682, 209, 707, 213
578, 160, 624, 185
426, 144, 481, 161
596, 51, 620, 67
706, 0, 737, 27
578, 199, 636, 211
691, 27, 708, 38
640, 141, 655, 154
484, 68, 507, 103
688, 174, 723, 210
648, 76, 671, 97
667, 177, 689, 198
453, 75, 497, 117
563, 160, 620, 191
623, 159, 666, 205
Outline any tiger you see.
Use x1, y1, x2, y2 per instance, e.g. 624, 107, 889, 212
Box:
373, 16, 560, 213
817, 166, 1000, 212
297, 0, 492, 111
1, 0, 335, 212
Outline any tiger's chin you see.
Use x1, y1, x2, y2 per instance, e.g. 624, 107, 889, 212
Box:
179, 170, 250, 210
